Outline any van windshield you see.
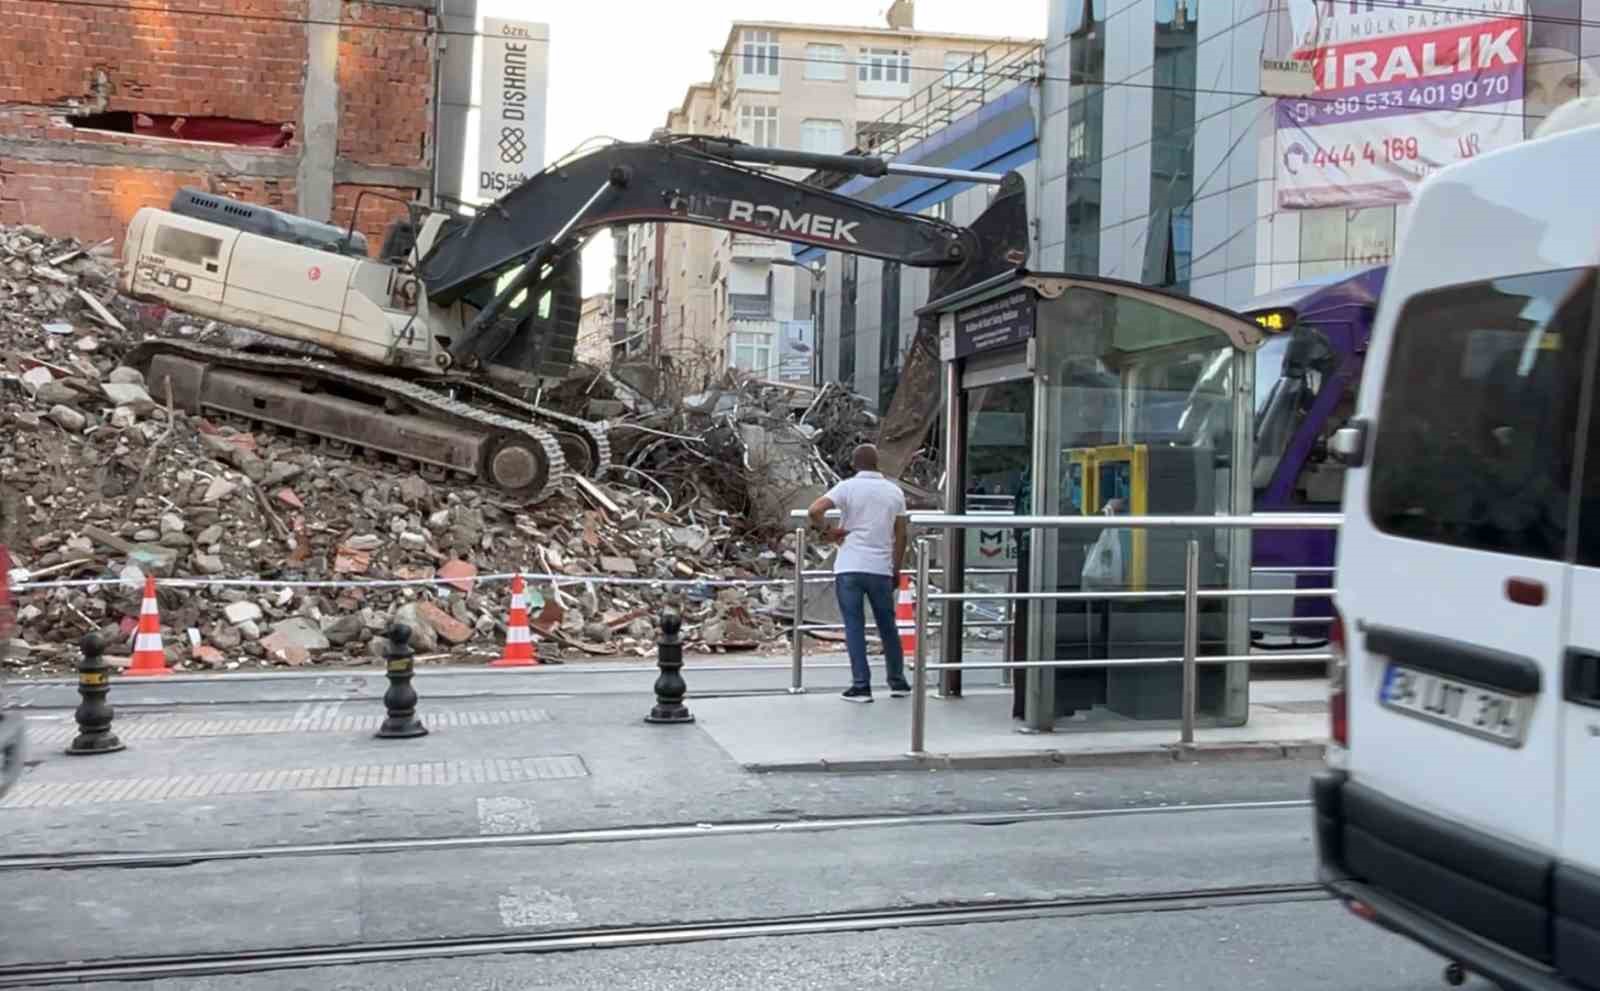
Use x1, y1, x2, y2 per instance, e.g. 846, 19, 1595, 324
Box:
1368, 267, 1594, 560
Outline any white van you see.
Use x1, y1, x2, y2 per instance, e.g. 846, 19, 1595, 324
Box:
1314, 105, 1600, 991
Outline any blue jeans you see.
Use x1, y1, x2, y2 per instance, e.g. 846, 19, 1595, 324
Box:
835, 572, 907, 692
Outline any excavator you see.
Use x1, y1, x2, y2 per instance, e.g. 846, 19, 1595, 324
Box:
119, 134, 1029, 503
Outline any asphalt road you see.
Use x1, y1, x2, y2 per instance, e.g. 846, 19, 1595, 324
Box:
53, 902, 1484, 991
0, 671, 1442, 991
4, 798, 1476, 990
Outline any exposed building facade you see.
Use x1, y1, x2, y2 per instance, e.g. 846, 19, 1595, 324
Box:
0, 0, 440, 254
620, 4, 1040, 383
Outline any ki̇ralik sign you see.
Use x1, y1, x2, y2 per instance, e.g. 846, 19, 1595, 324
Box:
477, 17, 549, 201
1272, 0, 1527, 208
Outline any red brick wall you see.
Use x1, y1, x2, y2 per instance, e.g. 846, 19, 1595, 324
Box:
0, 159, 294, 242
0, 0, 434, 253
332, 183, 418, 257
0, 0, 307, 121
338, 4, 433, 167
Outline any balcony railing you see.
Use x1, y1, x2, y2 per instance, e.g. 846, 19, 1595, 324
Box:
805, 39, 1045, 188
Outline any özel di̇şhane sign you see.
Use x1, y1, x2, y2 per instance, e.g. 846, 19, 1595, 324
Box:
477, 18, 549, 200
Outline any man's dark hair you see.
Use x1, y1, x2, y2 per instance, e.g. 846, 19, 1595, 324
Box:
851, 444, 879, 472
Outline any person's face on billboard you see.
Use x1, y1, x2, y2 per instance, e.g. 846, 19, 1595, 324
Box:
1526, 46, 1600, 129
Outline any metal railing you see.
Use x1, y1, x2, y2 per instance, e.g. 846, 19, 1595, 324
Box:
787, 521, 1014, 694
905, 513, 1343, 756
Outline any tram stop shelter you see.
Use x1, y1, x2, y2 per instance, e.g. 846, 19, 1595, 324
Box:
922, 271, 1269, 734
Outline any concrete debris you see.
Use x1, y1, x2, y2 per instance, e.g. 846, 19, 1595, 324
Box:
0, 220, 896, 675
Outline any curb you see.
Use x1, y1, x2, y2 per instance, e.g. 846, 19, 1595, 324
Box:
748, 739, 1328, 773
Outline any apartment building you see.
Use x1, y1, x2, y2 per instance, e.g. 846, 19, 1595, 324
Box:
620, 1, 1038, 383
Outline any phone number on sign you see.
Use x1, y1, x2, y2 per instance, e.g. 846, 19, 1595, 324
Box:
1288, 75, 1513, 123
1305, 138, 1421, 170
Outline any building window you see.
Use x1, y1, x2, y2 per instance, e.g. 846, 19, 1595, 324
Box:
878, 262, 903, 412
805, 43, 848, 81
1145, 0, 1199, 291
858, 48, 912, 84
800, 118, 846, 155
923, 199, 952, 223
741, 30, 779, 77
944, 51, 983, 89
730, 292, 773, 319
1299, 207, 1397, 279
839, 255, 858, 387
739, 105, 779, 147
732, 331, 773, 375
1066, 0, 1107, 276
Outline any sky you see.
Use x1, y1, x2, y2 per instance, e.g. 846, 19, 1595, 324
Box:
466, 0, 1049, 293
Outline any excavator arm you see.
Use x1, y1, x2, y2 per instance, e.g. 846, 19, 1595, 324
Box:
415, 135, 1030, 481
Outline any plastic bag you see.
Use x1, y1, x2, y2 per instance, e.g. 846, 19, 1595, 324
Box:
1081, 507, 1125, 586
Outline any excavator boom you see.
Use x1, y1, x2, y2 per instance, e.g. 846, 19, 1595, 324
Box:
417, 136, 1030, 483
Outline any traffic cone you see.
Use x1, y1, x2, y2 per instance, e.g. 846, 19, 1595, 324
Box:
126, 576, 172, 677
896, 573, 917, 657
490, 575, 540, 668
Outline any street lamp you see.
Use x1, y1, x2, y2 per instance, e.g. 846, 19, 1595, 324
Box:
771, 256, 826, 387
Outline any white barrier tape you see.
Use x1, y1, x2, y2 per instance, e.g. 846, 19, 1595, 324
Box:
11, 570, 800, 594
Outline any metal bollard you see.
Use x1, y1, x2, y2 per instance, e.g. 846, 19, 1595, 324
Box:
1180, 538, 1200, 747
789, 525, 806, 694
66, 633, 124, 756
645, 611, 695, 724
376, 624, 428, 739
909, 538, 930, 756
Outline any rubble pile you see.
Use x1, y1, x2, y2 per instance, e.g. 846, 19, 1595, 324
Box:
0, 223, 890, 675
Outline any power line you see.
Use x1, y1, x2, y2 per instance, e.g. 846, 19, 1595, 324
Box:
5, 0, 545, 40
8, 0, 1574, 128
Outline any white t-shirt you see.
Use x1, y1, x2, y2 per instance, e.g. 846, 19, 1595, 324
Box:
824, 471, 906, 576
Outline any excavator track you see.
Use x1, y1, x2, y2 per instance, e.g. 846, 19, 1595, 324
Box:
455, 380, 611, 480
125, 340, 568, 503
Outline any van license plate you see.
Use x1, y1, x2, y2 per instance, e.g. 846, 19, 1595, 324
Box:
1379, 664, 1528, 747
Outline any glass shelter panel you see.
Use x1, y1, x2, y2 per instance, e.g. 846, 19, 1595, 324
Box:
1019, 285, 1252, 726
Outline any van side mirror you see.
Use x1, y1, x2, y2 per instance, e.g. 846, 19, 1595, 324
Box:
1330, 420, 1369, 468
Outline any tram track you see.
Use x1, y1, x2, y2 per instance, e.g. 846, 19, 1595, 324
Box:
0, 799, 1312, 873
0, 881, 1331, 986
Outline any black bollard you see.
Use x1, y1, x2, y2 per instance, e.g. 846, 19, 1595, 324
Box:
376, 623, 428, 739
66, 633, 125, 756
645, 611, 694, 724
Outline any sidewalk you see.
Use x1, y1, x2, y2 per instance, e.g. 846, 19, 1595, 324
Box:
692, 679, 1328, 771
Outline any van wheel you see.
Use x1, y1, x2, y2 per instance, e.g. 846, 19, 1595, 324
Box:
1442, 962, 1466, 987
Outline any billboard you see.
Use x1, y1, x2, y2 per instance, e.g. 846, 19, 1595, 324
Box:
477, 18, 549, 201
778, 320, 815, 383
1272, 0, 1528, 208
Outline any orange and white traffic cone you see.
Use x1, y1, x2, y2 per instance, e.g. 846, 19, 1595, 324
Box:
896, 573, 917, 658
126, 576, 172, 677
490, 575, 540, 668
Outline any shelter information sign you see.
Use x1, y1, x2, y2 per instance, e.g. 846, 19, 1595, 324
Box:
950, 289, 1036, 359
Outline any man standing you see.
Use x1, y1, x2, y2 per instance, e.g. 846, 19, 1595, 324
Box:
808, 444, 911, 702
